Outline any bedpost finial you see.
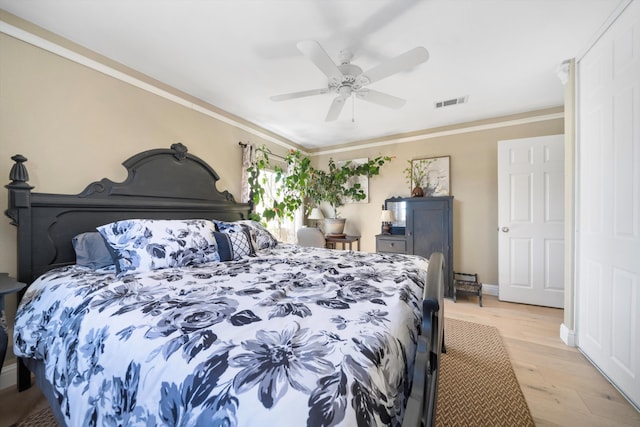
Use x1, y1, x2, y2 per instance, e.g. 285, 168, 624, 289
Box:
171, 143, 188, 161
8, 154, 30, 186
5, 154, 33, 226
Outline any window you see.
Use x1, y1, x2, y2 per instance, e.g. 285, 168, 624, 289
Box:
254, 169, 298, 243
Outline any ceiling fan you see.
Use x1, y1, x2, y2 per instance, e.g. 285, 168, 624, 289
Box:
270, 40, 429, 121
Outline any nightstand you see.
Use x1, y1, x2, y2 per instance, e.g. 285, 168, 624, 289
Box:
325, 235, 361, 251
0, 273, 26, 375
375, 234, 407, 254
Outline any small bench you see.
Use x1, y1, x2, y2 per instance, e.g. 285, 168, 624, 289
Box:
453, 272, 482, 307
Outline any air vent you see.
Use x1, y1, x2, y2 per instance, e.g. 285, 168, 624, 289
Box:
435, 96, 468, 109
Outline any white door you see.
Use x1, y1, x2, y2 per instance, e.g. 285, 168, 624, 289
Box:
576, 0, 640, 409
498, 135, 565, 308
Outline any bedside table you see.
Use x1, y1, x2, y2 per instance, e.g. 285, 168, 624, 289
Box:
325, 235, 361, 251
0, 273, 26, 375
375, 234, 407, 254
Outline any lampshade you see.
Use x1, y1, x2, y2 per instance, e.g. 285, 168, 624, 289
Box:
308, 207, 325, 220
380, 209, 395, 222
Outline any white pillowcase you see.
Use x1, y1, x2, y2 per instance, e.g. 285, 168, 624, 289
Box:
97, 219, 220, 275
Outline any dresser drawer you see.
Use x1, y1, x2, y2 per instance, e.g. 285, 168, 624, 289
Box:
376, 236, 406, 254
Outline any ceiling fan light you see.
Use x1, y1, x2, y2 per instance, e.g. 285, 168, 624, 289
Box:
338, 86, 352, 97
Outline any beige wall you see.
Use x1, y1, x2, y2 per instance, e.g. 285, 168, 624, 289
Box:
0, 28, 291, 357
312, 111, 564, 286
563, 60, 576, 332
0, 26, 564, 288
1, 15, 563, 361
0, 31, 291, 273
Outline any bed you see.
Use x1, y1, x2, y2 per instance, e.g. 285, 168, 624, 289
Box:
5, 144, 444, 427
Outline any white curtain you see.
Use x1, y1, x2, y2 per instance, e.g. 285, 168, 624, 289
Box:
240, 142, 255, 203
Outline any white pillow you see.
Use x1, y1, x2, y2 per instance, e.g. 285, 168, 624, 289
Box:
97, 219, 220, 275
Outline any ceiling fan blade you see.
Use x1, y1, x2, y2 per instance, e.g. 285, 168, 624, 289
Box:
358, 47, 429, 85
356, 89, 406, 109
325, 95, 347, 121
297, 40, 344, 84
270, 88, 328, 102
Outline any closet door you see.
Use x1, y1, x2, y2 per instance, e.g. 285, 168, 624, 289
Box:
577, 0, 640, 408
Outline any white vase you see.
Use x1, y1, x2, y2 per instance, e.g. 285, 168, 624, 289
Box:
324, 218, 346, 236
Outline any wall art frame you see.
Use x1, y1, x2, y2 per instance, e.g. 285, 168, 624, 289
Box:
410, 156, 450, 196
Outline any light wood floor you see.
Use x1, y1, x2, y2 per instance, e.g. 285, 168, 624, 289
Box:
0, 375, 48, 427
446, 295, 640, 427
0, 295, 638, 426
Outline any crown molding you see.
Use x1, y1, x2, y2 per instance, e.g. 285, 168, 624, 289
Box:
0, 20, 297, 152
2, 18, 564, 157
313, 111, 564, 156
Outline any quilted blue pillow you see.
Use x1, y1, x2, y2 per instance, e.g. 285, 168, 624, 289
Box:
97, 219, 220, 275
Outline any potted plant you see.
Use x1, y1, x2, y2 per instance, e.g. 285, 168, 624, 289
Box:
247, 148, 314, 222
248, 147, 391, 235
312, 157, 391, 235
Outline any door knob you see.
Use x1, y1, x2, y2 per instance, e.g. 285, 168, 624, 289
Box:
501, 227, 509, 232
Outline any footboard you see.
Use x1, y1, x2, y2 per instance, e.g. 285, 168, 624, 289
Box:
402, 252, 445, 427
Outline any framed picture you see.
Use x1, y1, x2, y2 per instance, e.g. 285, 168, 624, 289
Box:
409, 156, 450, 196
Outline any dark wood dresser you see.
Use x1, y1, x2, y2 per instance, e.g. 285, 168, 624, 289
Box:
376, 196, 453, 297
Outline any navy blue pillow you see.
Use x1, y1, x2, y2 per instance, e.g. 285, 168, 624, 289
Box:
72, 232, 114, 269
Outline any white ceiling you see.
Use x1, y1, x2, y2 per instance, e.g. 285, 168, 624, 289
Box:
0, 0, 622, 149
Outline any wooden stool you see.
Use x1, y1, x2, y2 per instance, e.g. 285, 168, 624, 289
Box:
453, 272, 482, 307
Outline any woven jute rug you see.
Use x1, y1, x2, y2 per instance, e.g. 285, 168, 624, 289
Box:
18, 318, 533, 427
435, 318, 535, 427
14, 403, 57, 427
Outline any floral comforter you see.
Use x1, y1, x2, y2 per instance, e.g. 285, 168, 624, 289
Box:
14, 245, 427, 427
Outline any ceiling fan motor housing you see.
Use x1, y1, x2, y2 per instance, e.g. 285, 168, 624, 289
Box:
330, 63, 364, 92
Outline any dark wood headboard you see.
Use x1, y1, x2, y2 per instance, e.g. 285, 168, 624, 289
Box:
5, 143, 251, 285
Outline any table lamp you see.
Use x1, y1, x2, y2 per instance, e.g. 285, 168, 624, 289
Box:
308, 207, 324, 229
380, 209, 395, 234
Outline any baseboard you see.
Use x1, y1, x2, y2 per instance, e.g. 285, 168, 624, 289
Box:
0, 362, 16, 390
483, 283, 498, 296
560, 323, 576, 347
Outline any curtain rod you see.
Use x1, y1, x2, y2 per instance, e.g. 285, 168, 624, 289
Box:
238, 141, 286, 161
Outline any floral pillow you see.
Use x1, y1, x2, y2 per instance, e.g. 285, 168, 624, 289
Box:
97, 219, 220, 275
212, 228, 255, 261
215, 220, 278, 250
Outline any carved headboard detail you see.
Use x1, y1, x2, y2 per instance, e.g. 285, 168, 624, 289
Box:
5, 143, 251, 284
